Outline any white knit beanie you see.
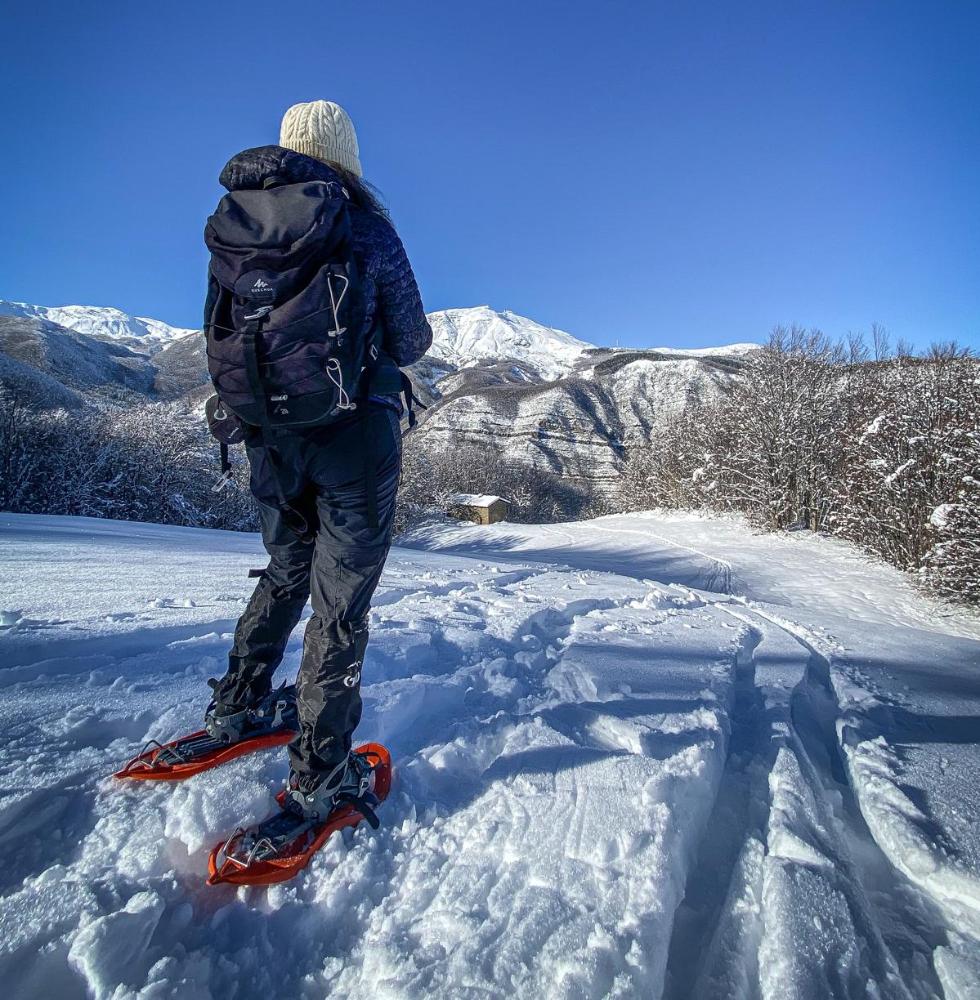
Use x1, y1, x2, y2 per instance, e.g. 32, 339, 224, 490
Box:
279, 100, 363, 177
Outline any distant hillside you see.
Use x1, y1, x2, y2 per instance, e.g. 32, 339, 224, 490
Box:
0, 315, 156, 406
412, 346, 747, 493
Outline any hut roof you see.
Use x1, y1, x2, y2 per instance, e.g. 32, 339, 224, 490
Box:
449, 494, 510, 508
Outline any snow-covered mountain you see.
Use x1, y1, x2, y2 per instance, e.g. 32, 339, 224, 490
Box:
406, 311, 758, 491
0, 300, 195, 353
414, 348, 744, 492
426, 306, 593, 381
650, 342, 759, 357
0, 314, 158, 406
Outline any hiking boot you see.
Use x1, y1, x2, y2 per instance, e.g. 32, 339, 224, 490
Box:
204, 680, 297, 744
284, 749, 380, 824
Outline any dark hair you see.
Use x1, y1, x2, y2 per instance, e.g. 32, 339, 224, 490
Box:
325, 161, 390, 220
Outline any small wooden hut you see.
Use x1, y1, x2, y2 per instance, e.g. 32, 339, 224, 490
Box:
448, 494, 511, 525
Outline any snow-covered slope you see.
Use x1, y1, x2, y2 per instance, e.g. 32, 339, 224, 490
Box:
410, 316, 755, 493
426, 306, 593, 381
0, 314, 157, 403
1, 511, 978, 999
650, 342, 759, 357
415, 351, 743, 491
0, 300, 196, 354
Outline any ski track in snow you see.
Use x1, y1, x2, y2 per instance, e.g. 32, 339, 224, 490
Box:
1, 513, 979, 999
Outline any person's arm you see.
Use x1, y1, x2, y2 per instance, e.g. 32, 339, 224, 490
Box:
375, 218, 432, 366
203, 271, 219, 331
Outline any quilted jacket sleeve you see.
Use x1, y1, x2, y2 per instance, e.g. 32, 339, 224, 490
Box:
373, 217, 432, 367
203, 271, 218, 331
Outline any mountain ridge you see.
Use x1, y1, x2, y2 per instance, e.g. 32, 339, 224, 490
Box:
425, 305, 594, 381
0, 300, 196, 354
0, 298, 759, 373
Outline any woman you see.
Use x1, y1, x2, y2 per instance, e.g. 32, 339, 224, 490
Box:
204, 100, 431, 824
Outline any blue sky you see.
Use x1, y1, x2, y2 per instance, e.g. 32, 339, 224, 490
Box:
1, 1, 978, 350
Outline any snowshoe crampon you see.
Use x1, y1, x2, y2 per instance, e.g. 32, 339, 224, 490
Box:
207, 742, 391, 887
114, 728, 296, 781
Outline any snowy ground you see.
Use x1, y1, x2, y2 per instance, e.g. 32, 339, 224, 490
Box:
1, 512, 978, 999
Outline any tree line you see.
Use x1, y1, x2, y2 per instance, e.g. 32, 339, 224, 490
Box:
0, 395, 257, 532
0, 391, 601, 536
620, 327, 979, 605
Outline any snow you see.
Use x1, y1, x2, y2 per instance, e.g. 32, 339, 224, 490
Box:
931, 503, 955, 529
449, 494, 509, 508
649, 343, 760, 357
1, 510, 979, 998
0, 300, 196, 354
426, 306, 593, 381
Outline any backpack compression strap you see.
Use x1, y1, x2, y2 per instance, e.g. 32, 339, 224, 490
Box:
210, 442, 232, 494
400, 372, 426, 429
240, 306, 314, 542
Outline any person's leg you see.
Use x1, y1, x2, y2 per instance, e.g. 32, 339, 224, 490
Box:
289, 407, 402, 788
211, 439, 313, 712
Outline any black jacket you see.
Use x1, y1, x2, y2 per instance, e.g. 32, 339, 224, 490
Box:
205, 145, 432, 397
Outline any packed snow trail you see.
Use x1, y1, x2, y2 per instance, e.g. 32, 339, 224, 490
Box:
406, 513, 980, 999
1, 514, 978, 998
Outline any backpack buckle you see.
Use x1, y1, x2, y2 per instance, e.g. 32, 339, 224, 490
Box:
211, 469, 234, 493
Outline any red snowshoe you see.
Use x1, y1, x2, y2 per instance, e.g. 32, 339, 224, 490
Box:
207, 742, 392, 887
115, 685, 297, 781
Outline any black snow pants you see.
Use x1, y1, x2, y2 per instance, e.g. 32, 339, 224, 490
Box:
211, 404, 402, 788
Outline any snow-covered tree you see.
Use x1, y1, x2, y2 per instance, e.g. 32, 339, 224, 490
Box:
922, 360, 980, 602
619, 398, 716, 511
0, 392, 257, 531
706, 326, 847, 530
829, 346, 978, 573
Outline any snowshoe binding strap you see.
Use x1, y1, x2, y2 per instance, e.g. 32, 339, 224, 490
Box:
205, 705, 251, 744
205, 682, 297, 744
285, 748, 380, 820
335, 791, 380, 830
329, 750, 382, 828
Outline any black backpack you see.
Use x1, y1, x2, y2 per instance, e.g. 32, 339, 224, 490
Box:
204, 177, 376, 432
